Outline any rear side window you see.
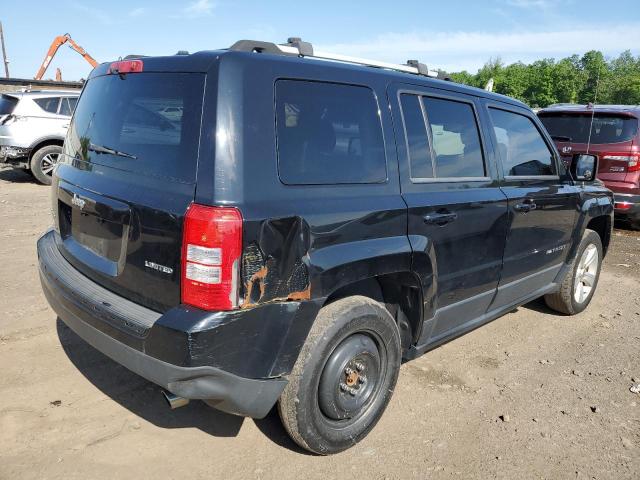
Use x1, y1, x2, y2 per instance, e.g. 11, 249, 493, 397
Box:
66, 73, 204, 182
399, 93, 485, 180
489, 108, 556, 177
539, 113, 638, 144
275, 80, 387, 185
34, 97, 61, 114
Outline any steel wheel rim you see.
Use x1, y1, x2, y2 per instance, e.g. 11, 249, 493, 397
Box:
41, 153, 60, 176
318, 333, 382, 422
574, 244, 598, 304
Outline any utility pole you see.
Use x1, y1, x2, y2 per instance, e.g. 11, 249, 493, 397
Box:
0, 22, 9, 78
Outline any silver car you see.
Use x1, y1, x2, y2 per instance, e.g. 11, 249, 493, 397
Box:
0, 90, 80, 185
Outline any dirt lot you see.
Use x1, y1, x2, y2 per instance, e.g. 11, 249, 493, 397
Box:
0, 165, 638, 480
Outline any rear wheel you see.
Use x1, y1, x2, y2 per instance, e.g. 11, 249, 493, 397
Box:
545, 229, 602, 315
278, 296, 401, 455
30, 145, 62, 185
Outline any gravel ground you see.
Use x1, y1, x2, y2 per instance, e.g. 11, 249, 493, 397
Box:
0, 165, 638, 479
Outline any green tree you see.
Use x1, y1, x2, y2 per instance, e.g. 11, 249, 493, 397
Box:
495, 62, 529, 99
475, 57, 504, 90
447, 50, 640, 108
525, 59, 557, 107
578, 50, 609, 104
552, 57, 581, 104
447, 70, 474, 86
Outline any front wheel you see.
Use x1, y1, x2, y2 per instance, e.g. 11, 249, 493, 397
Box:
30, 145, 62, 185
545, 229, 603, 315
278, 296, 401, 455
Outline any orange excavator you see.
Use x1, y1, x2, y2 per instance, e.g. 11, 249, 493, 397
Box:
34, 33, 98, 81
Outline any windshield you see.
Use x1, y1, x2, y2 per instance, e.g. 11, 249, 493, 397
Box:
65, 72, 205, 182
539, 113, 638, 144
0, 94, 18, 115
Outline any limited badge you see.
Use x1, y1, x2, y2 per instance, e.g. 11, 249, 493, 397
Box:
144, 260, 173, 274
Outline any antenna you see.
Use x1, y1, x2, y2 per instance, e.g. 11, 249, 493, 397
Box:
585, 68, 601, 155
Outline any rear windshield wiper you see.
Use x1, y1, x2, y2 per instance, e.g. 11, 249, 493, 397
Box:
551, 135, 572, 142
88, 143, 137, 160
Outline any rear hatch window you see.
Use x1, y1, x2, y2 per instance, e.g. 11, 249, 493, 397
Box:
539, 113, 638, 144
56, 72, 205, 313
66, 72, 204, 182
0, 94, 18, 122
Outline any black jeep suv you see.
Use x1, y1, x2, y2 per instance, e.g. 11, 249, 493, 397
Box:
38, 39, 613, 455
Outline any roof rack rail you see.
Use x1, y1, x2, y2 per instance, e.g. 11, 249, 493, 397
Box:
229, 37, 440, 78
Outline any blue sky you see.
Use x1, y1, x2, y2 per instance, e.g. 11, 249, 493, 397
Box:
2, 0, 640, 80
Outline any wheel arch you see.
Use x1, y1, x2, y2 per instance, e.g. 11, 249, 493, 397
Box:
585, 215, 612, 256
28, 137, 65, 161
323, 271, 424, 353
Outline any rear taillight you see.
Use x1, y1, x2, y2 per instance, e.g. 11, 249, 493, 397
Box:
181, 204, 243, 311
108, 60, 144, 74
615, 202, 633, 210
602, 153, 640, 172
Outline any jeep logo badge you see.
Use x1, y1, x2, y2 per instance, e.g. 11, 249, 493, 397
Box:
562, 146, 572, 154
71, 193, 86, 210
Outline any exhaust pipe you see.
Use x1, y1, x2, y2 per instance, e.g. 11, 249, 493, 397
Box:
162, 390, 190, 410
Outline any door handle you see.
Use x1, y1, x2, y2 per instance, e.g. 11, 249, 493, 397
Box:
515, 200, 537, 213
423, 212, 458, 226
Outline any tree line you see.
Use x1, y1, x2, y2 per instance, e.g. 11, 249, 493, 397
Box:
446, 50, 640, 108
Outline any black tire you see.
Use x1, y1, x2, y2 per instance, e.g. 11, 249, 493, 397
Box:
30, 145, 62, 185
629, 217, 640, 231
544, 229, 603, 315
278, 295, 401, 455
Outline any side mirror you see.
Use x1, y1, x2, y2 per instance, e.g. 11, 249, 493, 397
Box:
572, 154, 597, 182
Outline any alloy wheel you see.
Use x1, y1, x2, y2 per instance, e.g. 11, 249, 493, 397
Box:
40, 153, 60, 176
574, 244, 598, 304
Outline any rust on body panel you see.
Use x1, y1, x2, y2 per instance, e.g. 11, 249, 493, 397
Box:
241, 216, 311, 308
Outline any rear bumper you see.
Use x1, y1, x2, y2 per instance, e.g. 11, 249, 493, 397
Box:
613, 193, 640, 221
0, 145, 30, 164
38, 230, 321, 418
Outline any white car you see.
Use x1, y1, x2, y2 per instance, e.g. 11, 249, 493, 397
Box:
158, 106, 183, 122
0, 90, 80, 184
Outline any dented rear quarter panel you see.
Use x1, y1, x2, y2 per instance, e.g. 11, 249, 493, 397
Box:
197, 52, 414, 312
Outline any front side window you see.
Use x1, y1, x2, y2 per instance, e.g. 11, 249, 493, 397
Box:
34, 97, 61, 114
275, 80, 387, 185
489, 108, 556, 177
